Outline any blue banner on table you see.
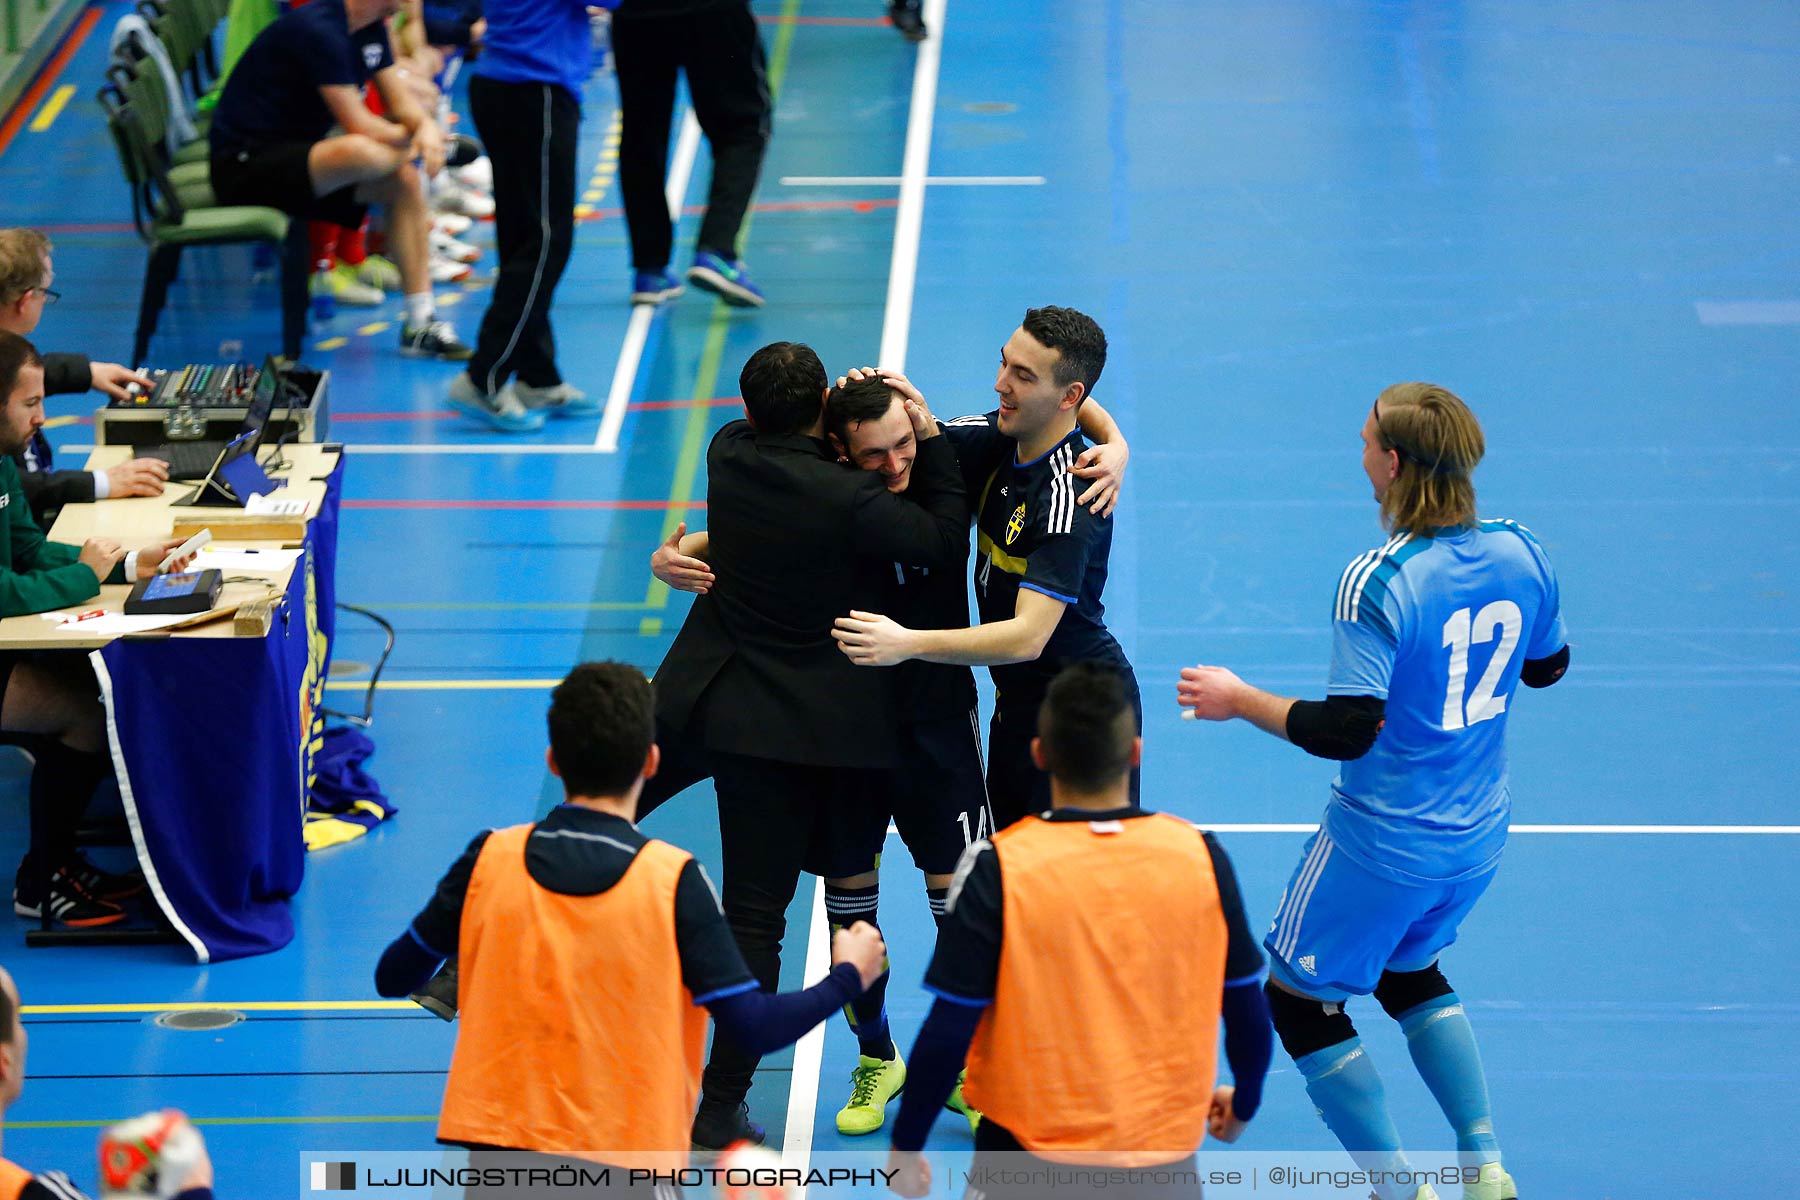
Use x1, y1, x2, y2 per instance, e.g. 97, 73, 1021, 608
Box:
96, 457, 344, 962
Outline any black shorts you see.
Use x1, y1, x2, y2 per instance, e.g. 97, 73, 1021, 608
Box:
888, 709, 993, 876
987, 665, 1143, 831
968, 1120, 1199, 1199
210, 142, 370, 229
801, 767, 890, 880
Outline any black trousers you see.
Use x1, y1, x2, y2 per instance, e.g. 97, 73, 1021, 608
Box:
466, 76, 579, 394
701, 752, 883, 1106
612, 3, 771, 270
986, 665, 1144, 830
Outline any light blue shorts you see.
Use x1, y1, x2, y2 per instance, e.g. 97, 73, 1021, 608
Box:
1263, 829, 1496, 1001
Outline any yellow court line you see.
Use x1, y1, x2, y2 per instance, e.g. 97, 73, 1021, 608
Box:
29, 84, 76, 133
322, 678, 559, 691
24, 1000, 416, 1014
315, 337, 348, 351
41, 414, 82, 429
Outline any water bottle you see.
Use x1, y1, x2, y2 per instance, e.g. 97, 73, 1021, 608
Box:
309, 271, 336, 322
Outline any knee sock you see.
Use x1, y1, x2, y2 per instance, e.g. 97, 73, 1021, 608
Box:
926, 886, 949, 930
308, 222, 339, 274
1399, 994, 1501, 1167
824, 880, 892, 1060
1295, 1037, 1416, 1200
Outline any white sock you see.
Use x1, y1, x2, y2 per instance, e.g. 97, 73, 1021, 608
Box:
405, 293, 434, 328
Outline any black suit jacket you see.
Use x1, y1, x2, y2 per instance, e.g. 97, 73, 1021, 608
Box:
654, 421, 969, 769
14, 352, 98, 527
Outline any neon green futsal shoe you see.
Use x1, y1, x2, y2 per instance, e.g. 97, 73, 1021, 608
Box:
945, 1069, 981, 1132
836, 1053, 906, 1135
1464, 1162, 1517, 1200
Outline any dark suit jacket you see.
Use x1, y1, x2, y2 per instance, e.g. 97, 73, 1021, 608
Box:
654, 421, 969, 770
14, 351, 99, 527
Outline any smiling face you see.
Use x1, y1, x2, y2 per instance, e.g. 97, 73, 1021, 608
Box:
839, 393, 918, 493
993, 326, 1077, 442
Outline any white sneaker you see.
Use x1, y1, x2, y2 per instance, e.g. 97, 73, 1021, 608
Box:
430, 227, 481, 264
433, 212, 473, 238
455, 156, 493, 192
429, 255, 473, 284
433, 177, 494, 220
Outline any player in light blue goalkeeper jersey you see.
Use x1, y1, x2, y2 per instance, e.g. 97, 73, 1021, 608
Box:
1177, 382, 1569, 1200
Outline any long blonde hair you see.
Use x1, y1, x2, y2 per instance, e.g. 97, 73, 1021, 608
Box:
1374, 382, 1483, 534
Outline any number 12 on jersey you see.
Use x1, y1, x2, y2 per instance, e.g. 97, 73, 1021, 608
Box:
1441, 600, 1522, 731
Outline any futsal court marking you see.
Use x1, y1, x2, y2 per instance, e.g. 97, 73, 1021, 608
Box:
780, 175, 1044, 186
593, 109, 703, 452
0, 5, 103, 160
778, 0, 951, 1184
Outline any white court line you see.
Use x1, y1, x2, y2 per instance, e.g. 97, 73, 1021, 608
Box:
876, 0, 950, 373
595, 109, 704, 452
781, 175, 1044, 186
781, 879, 831, 1176
790, 1, 948, 1185
1195, 823, 1800, 835
1694, 300, 1800, 326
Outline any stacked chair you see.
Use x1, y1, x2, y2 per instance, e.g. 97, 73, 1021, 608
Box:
99, 0, 307, 366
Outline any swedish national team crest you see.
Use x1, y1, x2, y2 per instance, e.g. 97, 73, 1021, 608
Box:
1005, 502, 1027, 545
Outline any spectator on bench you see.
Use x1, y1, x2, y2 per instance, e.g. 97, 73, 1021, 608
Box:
0, 332, 196, 929
208, 0, 472, 360
0, 230, 168, 529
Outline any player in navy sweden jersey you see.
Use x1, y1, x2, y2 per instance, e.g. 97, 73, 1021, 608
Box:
832, 307, 1140, 831
1178, 383, 1568, 1200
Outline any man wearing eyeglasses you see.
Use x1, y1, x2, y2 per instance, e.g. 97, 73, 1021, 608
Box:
0, 229, 167, 527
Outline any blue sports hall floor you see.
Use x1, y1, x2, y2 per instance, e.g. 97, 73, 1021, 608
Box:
0, 2, 1795, 1196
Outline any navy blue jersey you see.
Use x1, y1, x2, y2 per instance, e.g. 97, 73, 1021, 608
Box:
209, 0, 394, 156
943, 411, 1131, 709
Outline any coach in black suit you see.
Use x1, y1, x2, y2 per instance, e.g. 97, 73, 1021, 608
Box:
653, 341, 968, 1146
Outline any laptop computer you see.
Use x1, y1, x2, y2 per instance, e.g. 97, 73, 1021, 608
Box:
139, 357, 282, 480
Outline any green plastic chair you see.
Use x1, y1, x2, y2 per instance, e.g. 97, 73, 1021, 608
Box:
98, 87, 308, 366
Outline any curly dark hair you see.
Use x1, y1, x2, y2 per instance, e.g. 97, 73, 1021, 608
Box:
547, 661, 656, 798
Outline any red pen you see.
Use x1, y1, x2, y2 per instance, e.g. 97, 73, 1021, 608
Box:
69, 609, 107, 623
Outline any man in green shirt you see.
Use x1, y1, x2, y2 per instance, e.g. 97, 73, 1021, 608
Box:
0, 332, 192, 928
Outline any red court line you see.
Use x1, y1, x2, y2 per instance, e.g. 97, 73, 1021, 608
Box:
630, 397, 742, 411
36, 222, 137, 235
343, 499, 705, 511
0, 6, 103, 162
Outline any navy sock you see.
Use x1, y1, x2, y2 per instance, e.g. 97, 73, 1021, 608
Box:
1399, 994, 1501, 1167
824, 881, 892, 1060
926, 886, 949, 930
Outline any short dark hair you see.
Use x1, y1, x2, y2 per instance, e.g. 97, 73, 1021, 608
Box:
1020, 306, 1107, 396
1036, 661, 1137, 791
739, 342, 827, 436
0, 331, 42, 407
823, 377, 899, 445
546, 661, 656, 798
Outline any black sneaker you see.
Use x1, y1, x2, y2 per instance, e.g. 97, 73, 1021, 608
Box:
14, 866, 127, 928
691, 1099, 765, 1151
888, 1, 927, 42
64, 856, 146, 902
399, 320, 474, 361
410, 959, 459, 1021
446, 133, 484, 169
